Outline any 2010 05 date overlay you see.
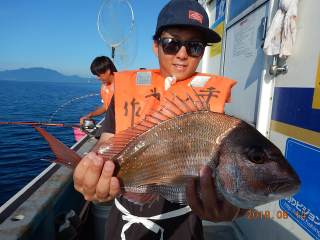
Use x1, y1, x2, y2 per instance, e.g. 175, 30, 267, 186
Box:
247, 210, 307, 219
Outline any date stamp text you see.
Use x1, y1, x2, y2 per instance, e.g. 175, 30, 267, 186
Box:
246, 210, 306, 219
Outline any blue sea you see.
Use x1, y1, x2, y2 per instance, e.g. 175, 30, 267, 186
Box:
0, 80, 104, 206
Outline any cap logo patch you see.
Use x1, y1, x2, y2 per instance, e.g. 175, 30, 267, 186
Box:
189, 11, 203, 24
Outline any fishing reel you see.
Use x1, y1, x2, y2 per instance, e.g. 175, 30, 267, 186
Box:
82, 119, 96, 129
80, 119, 96, 138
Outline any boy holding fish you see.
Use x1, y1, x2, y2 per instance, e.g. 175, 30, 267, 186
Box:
75, 0, 248, 239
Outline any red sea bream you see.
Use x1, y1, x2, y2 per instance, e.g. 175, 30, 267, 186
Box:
34, 89, 301, 209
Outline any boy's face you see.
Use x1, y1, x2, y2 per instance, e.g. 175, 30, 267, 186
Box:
97, 69, 112, 84
153, 27, 205, 81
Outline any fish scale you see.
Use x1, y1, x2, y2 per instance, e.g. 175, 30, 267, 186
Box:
102, 111, 245, 206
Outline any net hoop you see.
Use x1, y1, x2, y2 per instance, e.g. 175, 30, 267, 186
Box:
97, 0, 134, 48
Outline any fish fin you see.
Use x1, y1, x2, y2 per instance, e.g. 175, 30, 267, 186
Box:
189, 84, 207, 111
162, 87, 209, 115
180, 86, 199, 111
170, 92, 192, 113
33, 125, 82, 169
122, 192, 160, 207
137, 175, 198, 186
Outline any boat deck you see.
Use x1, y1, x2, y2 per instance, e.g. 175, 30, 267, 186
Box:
203, 221, 244, 240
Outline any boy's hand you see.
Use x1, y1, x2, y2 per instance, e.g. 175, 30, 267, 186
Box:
185, 166, 248, 222
80, 116, 88, 124
73, 152, 121, 202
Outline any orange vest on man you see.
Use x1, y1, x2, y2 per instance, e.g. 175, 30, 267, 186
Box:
100, 83, 114, 110
114, 69, 236, 133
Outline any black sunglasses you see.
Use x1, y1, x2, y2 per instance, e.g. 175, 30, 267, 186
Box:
158, 38, 207, 57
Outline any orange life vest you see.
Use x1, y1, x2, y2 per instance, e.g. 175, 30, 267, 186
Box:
114, 69, 236, 133
100, 83, 114, 110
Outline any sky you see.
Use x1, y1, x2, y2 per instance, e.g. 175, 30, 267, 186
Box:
0, 0, 171, 78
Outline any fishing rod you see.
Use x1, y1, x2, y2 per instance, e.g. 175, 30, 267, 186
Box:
2, 93, 103, 137
48, 93, 101, 123
0, 121, 80, 128
0, 119, 99, 137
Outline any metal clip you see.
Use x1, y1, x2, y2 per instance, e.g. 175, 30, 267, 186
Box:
269, 55, 289, 76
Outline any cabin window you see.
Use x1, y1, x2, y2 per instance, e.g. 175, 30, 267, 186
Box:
229, 0, 259, 21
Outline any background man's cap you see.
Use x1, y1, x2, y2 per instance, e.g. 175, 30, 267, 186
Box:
156, 0, 221, 43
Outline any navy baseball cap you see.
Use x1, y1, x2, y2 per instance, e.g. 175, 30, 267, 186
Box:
156, 0, 221, 43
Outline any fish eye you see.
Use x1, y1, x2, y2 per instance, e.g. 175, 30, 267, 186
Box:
246, 146, 267, 164
252, 153, 262, 162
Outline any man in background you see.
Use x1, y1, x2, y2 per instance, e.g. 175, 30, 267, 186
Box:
80, 56, 117, 124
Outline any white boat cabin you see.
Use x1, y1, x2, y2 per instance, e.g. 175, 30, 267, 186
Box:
198, 0, 320, 239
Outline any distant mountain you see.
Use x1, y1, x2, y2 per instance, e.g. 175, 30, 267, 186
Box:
0, 67, 99, 83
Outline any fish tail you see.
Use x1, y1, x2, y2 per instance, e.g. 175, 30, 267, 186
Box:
33, 125, 82, 169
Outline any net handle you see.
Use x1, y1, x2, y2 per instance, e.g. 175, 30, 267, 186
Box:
97, 0, 134, 48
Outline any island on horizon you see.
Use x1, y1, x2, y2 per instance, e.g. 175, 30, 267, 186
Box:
0, 67, 99, 83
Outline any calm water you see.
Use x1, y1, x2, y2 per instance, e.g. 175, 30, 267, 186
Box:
0, 80, 103, 206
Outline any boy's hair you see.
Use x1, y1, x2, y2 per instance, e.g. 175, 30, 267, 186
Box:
152, 26, 165, 41
90, 56, 117, 76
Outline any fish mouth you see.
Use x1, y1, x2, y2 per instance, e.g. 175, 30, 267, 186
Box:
269, 179, 301, 194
